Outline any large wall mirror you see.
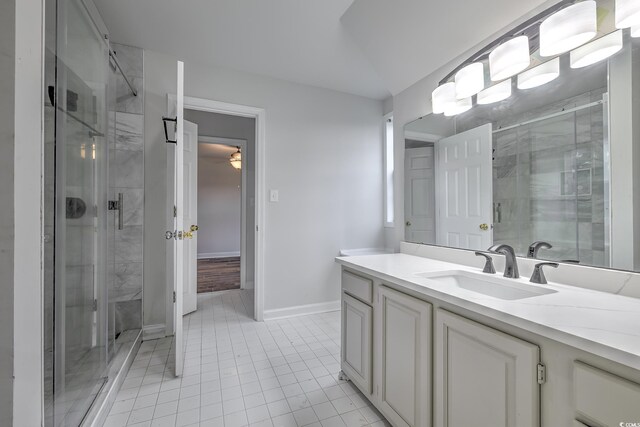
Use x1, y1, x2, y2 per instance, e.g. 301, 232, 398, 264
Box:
403, 3, 640, 272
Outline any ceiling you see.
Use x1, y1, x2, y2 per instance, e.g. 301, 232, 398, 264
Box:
198, 143, 237, 159
94, 0, 555, 100
341, 0, 553, 95
93, 0, 389, 99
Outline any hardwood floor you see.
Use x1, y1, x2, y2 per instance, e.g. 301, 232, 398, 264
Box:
197, 257, 241, 293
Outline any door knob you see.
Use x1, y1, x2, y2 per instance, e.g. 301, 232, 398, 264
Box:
190, 224, 199, 232
183, 231, 194, 239
479, 223, 489, 231
406, 221, 412, 227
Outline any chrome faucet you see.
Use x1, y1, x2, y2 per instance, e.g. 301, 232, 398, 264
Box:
527, 241, 552, 258
488, 244, 519, 278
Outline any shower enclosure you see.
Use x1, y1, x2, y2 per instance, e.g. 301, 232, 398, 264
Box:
490, 92, 609, 267
43, 0, 122, 424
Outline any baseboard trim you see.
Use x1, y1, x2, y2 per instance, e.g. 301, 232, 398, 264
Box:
143, 323, 166, 340
263, 300, 341, 320
197, 251, 241, 259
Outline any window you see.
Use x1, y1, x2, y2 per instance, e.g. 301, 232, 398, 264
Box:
383, 114, 394, 227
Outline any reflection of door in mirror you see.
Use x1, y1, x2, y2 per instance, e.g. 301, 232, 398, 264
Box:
404, 145, 435, 244
436, 124, 493, 250
404, 122, 493, 250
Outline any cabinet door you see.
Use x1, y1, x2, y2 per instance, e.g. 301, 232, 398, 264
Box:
342, 293, 372, 394
574, 361, 640, 425
435, 309, 540, 427
377, 286, 432, 427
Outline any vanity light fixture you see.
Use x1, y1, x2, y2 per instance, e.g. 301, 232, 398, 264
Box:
455, 63, 485, 99
489, 36, 530, 81
540, 1, 597, 57
570, 30, 623, 68
444, 97, 472, 116
632, 25, 640, 37
229, 147, 241, 169
431, 82, 457, 114
517, 57, 560, 89
477, 79, 512, 105
616, 0, 640, 28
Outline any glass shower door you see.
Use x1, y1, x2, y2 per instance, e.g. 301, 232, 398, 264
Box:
47, 0, 110, 424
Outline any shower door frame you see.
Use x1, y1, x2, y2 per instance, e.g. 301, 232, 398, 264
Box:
47, 0, 112, 424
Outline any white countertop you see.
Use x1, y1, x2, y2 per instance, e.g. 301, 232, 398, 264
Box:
336, 253, 640, 371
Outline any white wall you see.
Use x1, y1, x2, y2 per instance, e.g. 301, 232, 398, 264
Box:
197, 151, 242, 257
144, 51, 384, 326
13, 0, 44, 423
1, 0, 15, 421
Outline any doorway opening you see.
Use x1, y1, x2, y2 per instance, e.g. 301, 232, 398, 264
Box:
196, 138, 246, 293
184, 109, 256, 307
166, 93, 266, 334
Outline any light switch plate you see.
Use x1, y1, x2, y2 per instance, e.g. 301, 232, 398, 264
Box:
270, 190, 279, 202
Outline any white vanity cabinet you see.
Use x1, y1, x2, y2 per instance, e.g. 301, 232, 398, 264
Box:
341, 271, 373, 395
376, 285, 432, 427
338, 259, 640, 427
434, 309, 540, 427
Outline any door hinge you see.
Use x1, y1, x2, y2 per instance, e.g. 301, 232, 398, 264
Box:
173, 291, 176, 303
537, 363, 546, 384
174, 206, 177, 218
92, 299, 98, 312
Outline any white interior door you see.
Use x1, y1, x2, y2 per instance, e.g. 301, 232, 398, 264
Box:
167, 61, 184, 377
183, 120, 198, 315
436, 123, 493, 250
405, 147, 435, 244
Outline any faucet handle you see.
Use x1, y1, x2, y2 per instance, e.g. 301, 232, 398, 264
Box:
475, 251, 496, 274
530, 262, 559, 284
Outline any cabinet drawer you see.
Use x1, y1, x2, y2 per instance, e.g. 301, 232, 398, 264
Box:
342, 270, 373, 304
574, 362, 640, 425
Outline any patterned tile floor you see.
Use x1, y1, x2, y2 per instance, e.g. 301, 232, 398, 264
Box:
102, 290, 388, 427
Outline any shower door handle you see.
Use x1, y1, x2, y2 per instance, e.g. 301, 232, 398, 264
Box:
117, 193, 123, 230
108, 193, 124, 230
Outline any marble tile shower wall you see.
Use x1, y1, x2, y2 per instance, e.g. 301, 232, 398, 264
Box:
108, 43, 145, 335
458, 88, 608, 267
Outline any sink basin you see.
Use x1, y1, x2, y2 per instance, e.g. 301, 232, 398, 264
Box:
415, 270, 557, 300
